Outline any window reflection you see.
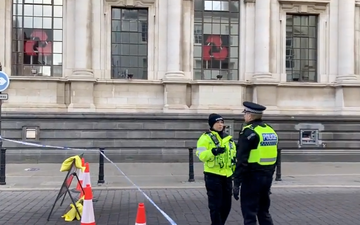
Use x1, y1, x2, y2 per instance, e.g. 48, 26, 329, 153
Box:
193, 0, 240, 80
204, 1, 230, 11
111, 8, 148, 79
54, 0, 63, 5
12, 0, 63, 77
286, 14, 318, 82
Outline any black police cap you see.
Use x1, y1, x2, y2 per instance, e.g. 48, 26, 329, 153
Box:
242, 101, 266, 114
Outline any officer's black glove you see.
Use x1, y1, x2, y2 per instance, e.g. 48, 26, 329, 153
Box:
211, 147, 226, 156
233, 185, 240, 200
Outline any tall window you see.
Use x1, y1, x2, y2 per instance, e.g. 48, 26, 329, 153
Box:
193, 0, 240, 80
12, 0, 63, 77
111, 8, 148, 79
286, 14, 318, 82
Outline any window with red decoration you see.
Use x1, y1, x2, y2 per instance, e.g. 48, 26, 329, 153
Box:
193, 0, 240, 80
12, 0, 63, 77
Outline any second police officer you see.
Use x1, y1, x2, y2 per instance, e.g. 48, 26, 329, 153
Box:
196, 113, 237, 225
232, 101, 279, 225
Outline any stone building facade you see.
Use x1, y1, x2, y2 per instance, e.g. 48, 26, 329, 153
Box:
1, 0, 360, 163
1, 0, 359, 115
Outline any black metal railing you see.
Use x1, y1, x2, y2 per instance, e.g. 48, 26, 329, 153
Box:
97, 148, 105, 184
275, 148, 282, 181
0, 148, 6, 185
188, 148, 195, 182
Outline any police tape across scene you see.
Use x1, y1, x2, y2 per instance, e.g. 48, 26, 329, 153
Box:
0, 136, 177, 225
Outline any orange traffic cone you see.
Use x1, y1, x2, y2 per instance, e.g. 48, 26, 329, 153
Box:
80, 162, 91, 198
80, 184, 96, 225
135, 203, 146, 225
76, 158, 85, 193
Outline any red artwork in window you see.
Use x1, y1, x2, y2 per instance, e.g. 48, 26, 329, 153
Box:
23, 29, 53, 65
202, 34, 229, 69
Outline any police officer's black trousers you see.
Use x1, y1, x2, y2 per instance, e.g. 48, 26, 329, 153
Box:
240, 172, 274, 225
204, 172, 232, 225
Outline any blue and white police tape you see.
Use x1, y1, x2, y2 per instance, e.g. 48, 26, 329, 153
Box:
0, 136, 177, 225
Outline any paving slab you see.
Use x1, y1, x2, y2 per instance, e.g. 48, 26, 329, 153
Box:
1, 162, 360, 190
0, 188, 360, 225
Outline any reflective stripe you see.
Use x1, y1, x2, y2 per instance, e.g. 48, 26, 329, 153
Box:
259, 157, 277, 163
260, 141, 277, 146
197, 147, 207, 154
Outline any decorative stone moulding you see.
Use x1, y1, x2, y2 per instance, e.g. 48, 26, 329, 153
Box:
278, 0, 330, 3
104, 0, 155, 6
280, 2, 329, 13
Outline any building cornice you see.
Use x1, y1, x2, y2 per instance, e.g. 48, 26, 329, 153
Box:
278, 0, 330, 4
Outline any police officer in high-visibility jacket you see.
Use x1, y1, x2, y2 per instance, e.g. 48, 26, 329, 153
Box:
233, 101, 278, 225
196, 113, 237, 225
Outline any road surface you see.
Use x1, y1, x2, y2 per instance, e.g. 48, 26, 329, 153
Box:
0, 187, 358, 225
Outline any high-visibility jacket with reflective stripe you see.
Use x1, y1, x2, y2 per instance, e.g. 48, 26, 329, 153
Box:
242, 124, 278, 165
196, 131, 236, 177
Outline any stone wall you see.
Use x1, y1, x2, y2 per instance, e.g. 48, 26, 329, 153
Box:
3, 113, 360, 163
5, 78, 360, 115
1, 1, 360, 115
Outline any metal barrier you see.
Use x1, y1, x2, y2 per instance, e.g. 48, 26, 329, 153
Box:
188, 148, 195, 182
275, 148, 282, 181
97, 148, 105, 184
0, 148, 6, 185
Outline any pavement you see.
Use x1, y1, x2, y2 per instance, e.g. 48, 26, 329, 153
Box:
2, 162, 360, 190
1, 162, 360, 224
1, 187, 360, 225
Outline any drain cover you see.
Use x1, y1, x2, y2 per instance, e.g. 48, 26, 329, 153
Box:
24, 168, 40, 171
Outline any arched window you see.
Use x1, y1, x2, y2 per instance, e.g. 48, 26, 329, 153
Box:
12, 0, 63, 77
193, 0, 240, 80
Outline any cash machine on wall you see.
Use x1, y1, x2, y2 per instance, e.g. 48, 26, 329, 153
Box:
296, 123, 326, 149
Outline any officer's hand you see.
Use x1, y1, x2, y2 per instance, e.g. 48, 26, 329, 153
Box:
211, 147, 226, 156
233, 185, 240, 200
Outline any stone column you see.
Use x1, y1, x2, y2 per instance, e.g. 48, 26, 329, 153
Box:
164, 0, 185, 79
68, 0, 95, 112
91, 0, 102, 79
244, 1, 255, 81
182, 0, 192, 79
253, 0, 272, 80
72, 0, 93, 76
0, 0, 5, 71
163, 0, 188, 111
337, 0, 356, 82
0, 0, 11, 74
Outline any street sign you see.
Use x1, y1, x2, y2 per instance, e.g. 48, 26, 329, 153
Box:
0, 71, 10, 92
0, 93, 8, 100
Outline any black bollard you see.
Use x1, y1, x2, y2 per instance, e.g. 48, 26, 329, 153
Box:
97, 148, 105, 184
188, 148, 195, 182
275, 148, 282, 181
0, 148, 6, 185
